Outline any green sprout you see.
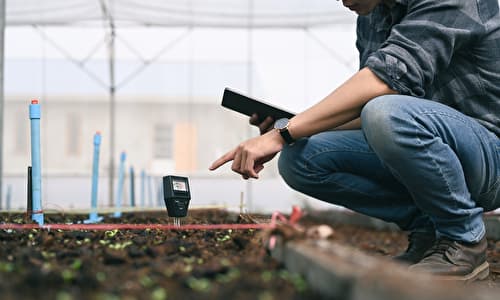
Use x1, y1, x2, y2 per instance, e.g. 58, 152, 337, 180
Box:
216, 268, 241, 283
217, 235, 231, 242
12, 217, 24, 224
56, 291, 73, 300
163, 269, 174, 278
186, 277, 211, 293
258, 291, 274, 300
220, 258, 231, 267
139, 275, 154, 288
279, 270, 307, 292
0, 262, 14, 273
108, 241, 133, 250
41, 251, 55, 259
261, 271, 273, 282
96, 272, 106, 282
70, 259, 82, 270
183, 265, 193, 273
104, 229, 119, 238
151, 287, 168, 300
61, 269, 75, 283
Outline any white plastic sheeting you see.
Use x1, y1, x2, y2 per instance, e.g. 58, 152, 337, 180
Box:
6, 0, 352, 28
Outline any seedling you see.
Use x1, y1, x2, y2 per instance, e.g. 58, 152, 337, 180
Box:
163, 175, 191, 226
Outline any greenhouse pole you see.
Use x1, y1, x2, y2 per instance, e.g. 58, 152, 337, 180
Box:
0, 0, 5, 208
100, 0, 116, 207
245, 0, 254, 212
107, 24, 116, 208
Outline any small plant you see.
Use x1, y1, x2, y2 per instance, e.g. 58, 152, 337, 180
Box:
151, 287, 168, 300
0, 262, 14, 273
139, 275, 154, 288
104, 229, 119, 238
186, 277, 211, 293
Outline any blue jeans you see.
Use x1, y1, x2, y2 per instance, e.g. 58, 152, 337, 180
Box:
278, 95, 500, 243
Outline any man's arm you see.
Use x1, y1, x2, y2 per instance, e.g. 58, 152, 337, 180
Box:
286, 67, 395, 140
334, 117, 362, 130
209, 67, 396, 178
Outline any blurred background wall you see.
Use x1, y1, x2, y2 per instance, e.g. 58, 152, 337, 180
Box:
1, 1, 360, 212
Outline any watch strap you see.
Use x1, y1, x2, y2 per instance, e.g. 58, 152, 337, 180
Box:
279, 127, 295, 144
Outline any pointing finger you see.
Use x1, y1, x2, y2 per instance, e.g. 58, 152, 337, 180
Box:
209, 149, 236, 171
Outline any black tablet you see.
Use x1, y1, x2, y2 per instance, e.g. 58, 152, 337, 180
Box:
221, 88, 295, 122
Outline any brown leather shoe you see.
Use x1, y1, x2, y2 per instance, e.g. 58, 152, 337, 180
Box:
409, 236, 489, 283
393, 231, 436, 264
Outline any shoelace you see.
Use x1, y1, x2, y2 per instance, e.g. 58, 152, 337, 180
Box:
423, 238, 456, 258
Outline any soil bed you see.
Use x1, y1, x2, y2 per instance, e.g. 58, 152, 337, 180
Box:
1, 209, 499, 299
0, 209, 325, 300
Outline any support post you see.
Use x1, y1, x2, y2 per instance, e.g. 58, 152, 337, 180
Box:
29, 100, 43, 225
85, 132, 103, 223
113, 151, 126, 217
0, 0, 5, 209
129, 166, 135, 207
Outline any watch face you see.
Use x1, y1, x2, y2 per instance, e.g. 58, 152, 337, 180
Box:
274, 118, 289, 130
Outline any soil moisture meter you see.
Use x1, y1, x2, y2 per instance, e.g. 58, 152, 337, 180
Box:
163, 175, 191, 226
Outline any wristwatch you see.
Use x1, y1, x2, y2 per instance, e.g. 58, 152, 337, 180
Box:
274, 118, 295, 144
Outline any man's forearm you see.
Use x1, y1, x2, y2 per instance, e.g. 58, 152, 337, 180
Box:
334, 117, 361, 130
288, 67, 396, 139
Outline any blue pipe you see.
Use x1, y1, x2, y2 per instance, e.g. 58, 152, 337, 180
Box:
6, 184, 11, 211
129, 166, 135, 207
140, 170, 145, 207
147, 175, 153, 207
29, 99, 43, 225
84, 132, 103, 223
113, 151, 126, 218
157, 180, 163, 207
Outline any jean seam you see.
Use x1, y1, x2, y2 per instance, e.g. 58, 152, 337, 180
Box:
304, 148, 373, 162
415, 112, 487, 241
419, 111, 479, 135
302, 150, 382, 199
414, 128, 454, 209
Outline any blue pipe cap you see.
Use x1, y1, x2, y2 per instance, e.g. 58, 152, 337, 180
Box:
94, 132, 102, 145
29, 99, 41, 119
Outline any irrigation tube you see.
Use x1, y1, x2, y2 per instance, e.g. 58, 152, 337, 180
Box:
0, 211, 295, 231
0, 223, 274, 231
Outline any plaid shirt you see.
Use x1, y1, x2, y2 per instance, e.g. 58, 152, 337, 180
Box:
357, 0, 500, 137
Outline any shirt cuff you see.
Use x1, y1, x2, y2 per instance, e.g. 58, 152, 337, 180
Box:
365, 51, 425, 97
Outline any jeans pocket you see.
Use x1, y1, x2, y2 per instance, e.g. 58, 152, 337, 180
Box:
479, 176, 500, 211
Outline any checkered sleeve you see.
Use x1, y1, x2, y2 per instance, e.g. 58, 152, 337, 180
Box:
364, 0, 482, 97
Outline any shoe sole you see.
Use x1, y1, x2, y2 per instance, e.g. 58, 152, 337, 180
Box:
433, 261, 489, 284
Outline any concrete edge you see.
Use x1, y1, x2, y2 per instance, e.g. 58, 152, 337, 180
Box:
271, 238, 498, 300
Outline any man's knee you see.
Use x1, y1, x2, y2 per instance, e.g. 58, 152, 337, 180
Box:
361, 95, 401, 135
278, 140, 308, 190
361, 95, 408, 157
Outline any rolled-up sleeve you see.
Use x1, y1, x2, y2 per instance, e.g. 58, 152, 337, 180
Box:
364, 0, 481, 97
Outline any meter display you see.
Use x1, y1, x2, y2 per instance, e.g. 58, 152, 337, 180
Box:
163, 175, 191, 225
172, 179, 188, 192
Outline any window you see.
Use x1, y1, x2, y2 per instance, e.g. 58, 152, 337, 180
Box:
66, 114, 81, 156
14, 110, 28, 154
154, 123, 173, 159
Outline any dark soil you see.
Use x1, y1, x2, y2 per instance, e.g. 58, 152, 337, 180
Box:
1, 209, 499, 299
0, 209, 326, 300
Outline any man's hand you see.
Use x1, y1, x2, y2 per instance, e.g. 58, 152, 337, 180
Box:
249, 114, 275, 135
209, 129, 284, 179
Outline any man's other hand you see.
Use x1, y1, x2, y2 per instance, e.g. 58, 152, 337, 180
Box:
250, 114, 274, 135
